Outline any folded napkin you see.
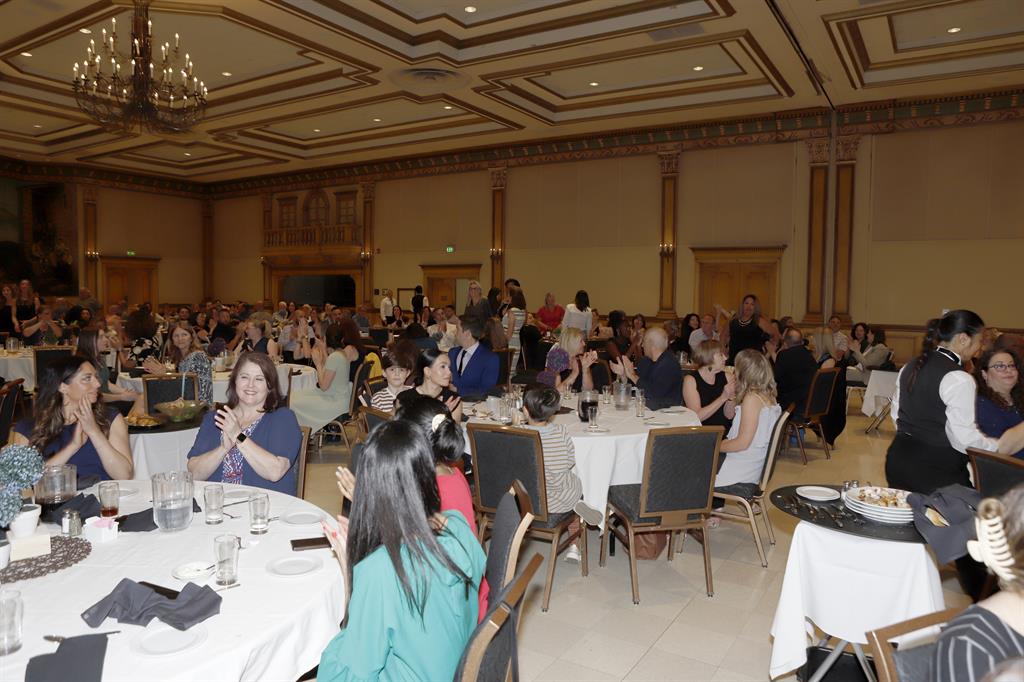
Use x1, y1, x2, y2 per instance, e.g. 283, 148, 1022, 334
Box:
907, 484, 981, 564
76, 475, 101, 491
119, 499, 202, 533
25, 633, 108, 682
41, 494, 100, 524
82, 578, 221, 631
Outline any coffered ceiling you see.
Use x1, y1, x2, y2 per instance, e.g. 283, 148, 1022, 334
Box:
0, 0, 1022, 182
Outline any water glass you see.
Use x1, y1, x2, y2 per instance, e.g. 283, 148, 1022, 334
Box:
204, 485, 224, 525
497, 398, 512, 425
214, 535, 239, 586
587, 405, 599, 431
98, 481, 119, 518
601, 385, 611, 404
0, 590, 22, 655
635, 389, 646, 418
249, 492, 270, 535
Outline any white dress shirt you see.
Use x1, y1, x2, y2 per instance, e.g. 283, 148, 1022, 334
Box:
890, 350, 999, 453
456, 341, 479, 374
688, 328, 719, 349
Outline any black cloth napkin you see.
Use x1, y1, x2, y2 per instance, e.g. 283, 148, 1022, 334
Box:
82, 578, 222, 631
25, 633, 108, 682
908, 484, 981, 564
119, 499, 201, 533
41, 494, 100, 524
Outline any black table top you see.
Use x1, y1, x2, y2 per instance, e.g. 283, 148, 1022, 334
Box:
127, 411, 206, 435
770, 484, 925, 544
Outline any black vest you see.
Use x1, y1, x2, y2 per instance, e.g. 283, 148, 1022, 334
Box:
897, 348, 961, 448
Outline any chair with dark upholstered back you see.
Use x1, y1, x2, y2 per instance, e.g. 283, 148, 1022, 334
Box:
467, 423, 588, 612
142, 373, 199, 414
495, 348, 514, 388
32, 346, 74, 394
453, 553, 543, 682
285, 368, 302, 408
0, 379, 24, 444
368, 327, 389, 348
590, 359, 612, 391
359, 375, 388, 408
866, 607, 962, 682
968, 447, 1024, 499
787, 367, 841, 464
600, 426, 724, 602
360, 406, 391, 437
485, 481, 535, 609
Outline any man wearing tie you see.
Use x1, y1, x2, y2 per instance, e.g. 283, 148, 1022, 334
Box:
449, 318, 500, 399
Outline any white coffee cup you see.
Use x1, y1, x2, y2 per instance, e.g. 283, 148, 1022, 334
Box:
8, 504, 41, 539
0, 541, 10, 570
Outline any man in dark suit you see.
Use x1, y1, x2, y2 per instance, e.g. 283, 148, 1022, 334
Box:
449, 318, 500, 398
774, 327, 818, 417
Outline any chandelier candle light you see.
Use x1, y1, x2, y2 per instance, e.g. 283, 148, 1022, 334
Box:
72, 1, 207, 133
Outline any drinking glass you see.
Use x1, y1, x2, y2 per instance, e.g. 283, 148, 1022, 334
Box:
497, 398, 512, 425
249, 492, 270, 535
601, 385, 611, 404
634, 389, 646, 418
204, 484, 224, 525
214, 535, 239, 586
587, 405, 600, 431
0, 590, 22, 655
98, 481, 119, 518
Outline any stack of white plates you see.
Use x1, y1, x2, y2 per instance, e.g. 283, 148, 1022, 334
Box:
843, 486, 914, 524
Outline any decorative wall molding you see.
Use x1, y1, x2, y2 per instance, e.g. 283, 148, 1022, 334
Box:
489, 166, 508, 190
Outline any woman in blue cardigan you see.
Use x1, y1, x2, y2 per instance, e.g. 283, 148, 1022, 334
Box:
187, 352, 302, 494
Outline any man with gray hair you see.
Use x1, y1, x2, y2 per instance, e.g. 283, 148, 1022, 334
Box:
610, 326, 683, 410
774, 327, 817, 416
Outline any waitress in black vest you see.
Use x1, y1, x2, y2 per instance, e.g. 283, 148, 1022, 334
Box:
886, 310, 1024, 494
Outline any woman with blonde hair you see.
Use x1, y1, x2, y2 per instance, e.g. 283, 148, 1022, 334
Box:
714, 349, 782, 488
683, 340, 735, 429
537, 326, 597, 392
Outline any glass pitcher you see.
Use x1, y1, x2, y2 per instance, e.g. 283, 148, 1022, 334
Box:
152, 471, 194, 532
613, 379, 632, 411
34, 464, 77, 516
577, 390, 599, 422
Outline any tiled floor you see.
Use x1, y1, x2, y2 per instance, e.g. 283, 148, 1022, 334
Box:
302, 407, 971, 682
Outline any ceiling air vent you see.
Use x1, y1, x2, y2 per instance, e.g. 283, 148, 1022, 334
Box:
389, 67, 470, 94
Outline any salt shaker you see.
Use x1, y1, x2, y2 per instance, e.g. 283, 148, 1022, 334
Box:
61, 509, 82, 537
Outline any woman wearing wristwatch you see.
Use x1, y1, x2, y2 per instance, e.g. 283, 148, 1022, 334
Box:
186, 352, 302, 494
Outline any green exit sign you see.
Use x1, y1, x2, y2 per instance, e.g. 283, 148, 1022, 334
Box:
126, 250, 136, 256
445, 245, 455, 253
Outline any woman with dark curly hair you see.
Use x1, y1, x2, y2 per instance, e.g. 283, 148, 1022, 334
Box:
12, 354, 132, 480
119, 309, 161, 369
975, 348, 1024, 458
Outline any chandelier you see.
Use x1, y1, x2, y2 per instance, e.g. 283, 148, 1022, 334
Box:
72, 0, 208, 134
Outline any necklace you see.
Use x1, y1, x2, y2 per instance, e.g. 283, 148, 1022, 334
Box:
737, 316, 753, 327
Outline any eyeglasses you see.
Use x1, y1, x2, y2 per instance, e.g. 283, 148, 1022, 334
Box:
987, 363, 1018, 372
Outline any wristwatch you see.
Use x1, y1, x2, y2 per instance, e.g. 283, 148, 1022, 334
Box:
236, 432, 248, 444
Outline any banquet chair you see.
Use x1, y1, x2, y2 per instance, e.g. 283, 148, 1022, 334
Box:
360, 375, 387, 407
317, 360, 373, 450
967, 447, 1024, 499
360, 406, 391, 437
484, 481, 534, 602
293, 426, 311, 498
285, 368, 303, 408
495, 348, 515, 387
141, 373, 199, 415
866, 607, 962, 682
787, 367, 841, 464
31, 346, 75, 394
591, 359, 612, 391
600, 426, 724, 602
0, 378, 24, 444
367, 327, 389, 348
710, 409, 792, 567
453, 553, 543, 682
467, 423, 588, 612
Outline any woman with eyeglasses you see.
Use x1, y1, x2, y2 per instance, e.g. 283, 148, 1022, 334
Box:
974, 348, 1024, 459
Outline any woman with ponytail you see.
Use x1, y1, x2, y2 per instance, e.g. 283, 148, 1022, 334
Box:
887, 310, 1024, 494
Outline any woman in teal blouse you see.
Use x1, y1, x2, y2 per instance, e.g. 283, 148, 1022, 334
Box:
319, 419, 485, 682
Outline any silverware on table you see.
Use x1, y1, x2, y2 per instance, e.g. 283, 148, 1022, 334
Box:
214, 583, 240, 593
222, 499, 250, 509
44, 630, 120, 643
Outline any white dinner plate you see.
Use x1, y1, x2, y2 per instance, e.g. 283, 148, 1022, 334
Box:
796, 486, 840, 502
130, 623, 208, 657
224, 489, 251, 501
171, 561, 215, 581
659, 406, 686, 414
266, 555, 323, 577
118, 486, 139, 498
282, 510, 322, 526
644, 420, 670, 426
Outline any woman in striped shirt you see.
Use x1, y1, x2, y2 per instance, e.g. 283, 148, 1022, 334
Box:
934, 484, 1024, 682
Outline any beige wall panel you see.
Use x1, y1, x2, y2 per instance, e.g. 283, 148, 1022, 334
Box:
375, 171, 490, 254
212, 195, 263, 302
95, 188, 202, 304
373, 250, 491, 304
849, 138, 874, 324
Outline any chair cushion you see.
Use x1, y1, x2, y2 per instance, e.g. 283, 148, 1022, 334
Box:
608, 484, 704, 525
531, 509, 575, 529
714, 482, 761, 500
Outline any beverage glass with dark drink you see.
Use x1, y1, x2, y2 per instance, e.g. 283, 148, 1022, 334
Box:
34, 464, 76, 517
577, 389, 599, 422
98, 481, 119, 517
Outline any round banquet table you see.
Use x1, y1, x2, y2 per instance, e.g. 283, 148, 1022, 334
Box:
0, 351, 35, 391
0, 481, 345, 682
118, 363, 316, 404
465, 398, 701, 527
128, 417, 205, 481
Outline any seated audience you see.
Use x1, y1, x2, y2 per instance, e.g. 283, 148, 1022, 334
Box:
934, 487, 1024, 682
279, 309, 315, 364
13, 355, 133, 480
119, 309, 162, 369
774, 327, 818, 415
142, 322, 214, 405
397, 346, 464, 420
975, 349, 1023, 458
21, 306, 64, 345
605, 309, 631, 358
209, 307, 238, 347
683, 340, 736, 430
537, 326, 597, 392
272, 300, 290, 326
849, 322, 869, 355
318, 420, 485, 682
609, 327, 683, 411
535, 292, 565, 333
353, 305, 371, 333
76, 328, 139, 405
847, 326, 892, 384
714, 350, 782, 489
561, 290, 593, 338
362, 350, 413, 412
388, 305, 407, 331
401, 322, 438, 352
239, 319, 279, 357
688, 313, 720, 353
186, 352, 301, 494
290, 324, 353, 432
448, 320, 499, 398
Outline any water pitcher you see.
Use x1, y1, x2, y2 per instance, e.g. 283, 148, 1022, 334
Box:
152, 471, 194, 532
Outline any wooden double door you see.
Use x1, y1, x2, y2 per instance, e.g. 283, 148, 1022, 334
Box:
693, 248, 783, 319
102, 257, 159, 307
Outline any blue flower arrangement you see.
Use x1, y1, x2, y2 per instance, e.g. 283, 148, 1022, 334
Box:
0, 444, 44, 528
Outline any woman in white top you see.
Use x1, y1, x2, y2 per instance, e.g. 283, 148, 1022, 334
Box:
561, 290, 592, 338
379, 289, 395, 325
714, 349, 782, 489
502, 286, 527, 372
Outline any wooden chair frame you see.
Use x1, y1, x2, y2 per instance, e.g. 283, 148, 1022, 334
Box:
787, 367, 841, 464
497, 480, 536, 591
866, 607, 961, 682
467, 423, 587, 612
141, 372, 200, 415
357, 405, 392, 440
360, 375, 388, 408
295, 426, 311, 498
285, 368, 303, 408
967, 447, 1024, 498
600, 426, 724, 602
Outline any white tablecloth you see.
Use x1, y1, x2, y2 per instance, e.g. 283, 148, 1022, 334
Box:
466, 401, 701, 528
769, 521, 944, 678
130, 427, 201, 481
119, 363, 317, 404
0, 352, 34, 391
0, 481, 345, 682
860, 370, 899, 417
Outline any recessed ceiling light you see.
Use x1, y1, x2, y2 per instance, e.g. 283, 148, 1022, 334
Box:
443, 105, 453, 110
32, 124, 42, 129
947, 26, 962, 33
221, 71, 232, 77
79, 28, 92, 34
20, 52, 32, 57
464, 5, 477, 12
589, 81, 599, 87
693, 65, 704, 71
313, 128, 321, 132
184, 152, 192, 156
372, 117, 381, 122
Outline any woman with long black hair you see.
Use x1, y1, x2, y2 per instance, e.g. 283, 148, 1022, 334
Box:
318, 420, 485, 681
